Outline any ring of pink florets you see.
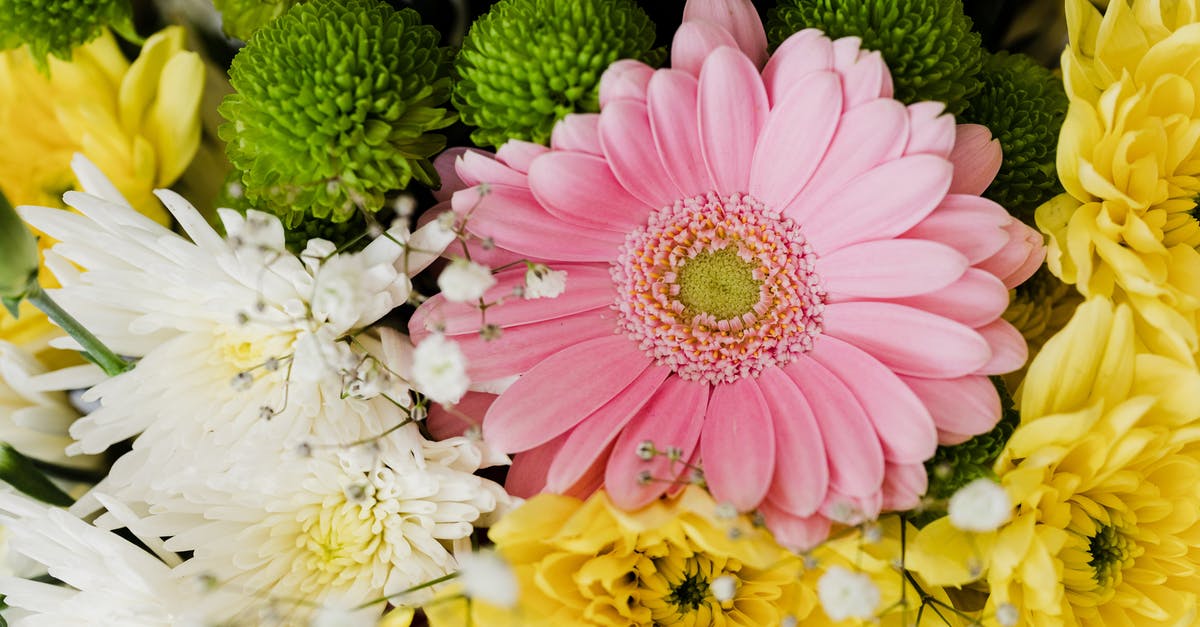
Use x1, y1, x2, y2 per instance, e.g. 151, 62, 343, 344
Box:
612, 192, 826, 384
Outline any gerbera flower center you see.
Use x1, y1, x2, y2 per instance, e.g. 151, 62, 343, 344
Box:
612, 192, 825, 384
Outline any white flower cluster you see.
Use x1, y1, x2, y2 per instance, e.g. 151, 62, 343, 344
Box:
0, 158, 514, 624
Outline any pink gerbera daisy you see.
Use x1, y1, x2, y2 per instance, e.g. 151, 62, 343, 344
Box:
412, 0, 1044, 549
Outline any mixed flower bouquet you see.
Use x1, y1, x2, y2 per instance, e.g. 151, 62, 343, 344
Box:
0, 0, 1197, 625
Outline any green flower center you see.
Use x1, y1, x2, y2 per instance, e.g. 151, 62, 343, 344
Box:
1088, 523, 1130, 587
676, 248, 761, 321
665, 561, 711, 612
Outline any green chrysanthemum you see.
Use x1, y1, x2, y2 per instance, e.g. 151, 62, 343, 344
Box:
766, 0, 984, 115
963, 52, 1068, 222
212, 0, 301, 41
453, 0, 660, 148
219, 0, 454, 227
923, 378, 1019, 503
0, 0, 133, 68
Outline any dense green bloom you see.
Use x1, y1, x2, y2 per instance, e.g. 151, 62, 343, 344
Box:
220, 0, 454, 227
963, 51, 1068, 222
0, 0, 132, 68
212, 0, 301, 41
923, 378, 1019, 503
767, 0, 984, 115
453, 0, 660, 148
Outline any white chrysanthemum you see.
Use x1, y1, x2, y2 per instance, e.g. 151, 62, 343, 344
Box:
436, 258, 495, 303
17, 157, 453, 459
0, 341, 99, 469
0, 491, 222, 626
117, 426, 510, 622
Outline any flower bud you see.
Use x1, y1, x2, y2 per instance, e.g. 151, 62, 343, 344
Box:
0, 194, 39, 311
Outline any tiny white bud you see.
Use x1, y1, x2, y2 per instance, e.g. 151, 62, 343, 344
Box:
996, 602, 1019, 626
459, 550, 519, 608
411, 334, 470, 405
948, 478, 1012, 533
437, 258, 496, 303
817, 566, 880, 621
522, 264, 568, 299
710, 575, 736, 602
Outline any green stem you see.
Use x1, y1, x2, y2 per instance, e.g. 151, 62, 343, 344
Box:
24, 283, 132, 376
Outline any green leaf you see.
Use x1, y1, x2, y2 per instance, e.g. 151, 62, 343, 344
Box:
1, 297, 20, 318
0, 444, 74, 507
0, 190, 39, 302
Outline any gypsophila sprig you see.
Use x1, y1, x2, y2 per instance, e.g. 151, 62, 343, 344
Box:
964, 51, 1068, 222
212, 0, 301, 41
766, 0, 984, 115
220, 0, 454, 228
453, 0, 660, 148
0, 0, 133, 70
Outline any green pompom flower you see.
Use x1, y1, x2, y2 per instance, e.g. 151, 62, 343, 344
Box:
963, 52, 1068, 222
0, 0, 133, 68
219, 0, 454, 227
767, 0, 984, 115
212, 0, 301, 41
453, 0, 660, 148
923, 377, 1019, 503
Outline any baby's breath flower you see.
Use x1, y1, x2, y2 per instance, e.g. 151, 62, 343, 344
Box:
437, 259, 496, 303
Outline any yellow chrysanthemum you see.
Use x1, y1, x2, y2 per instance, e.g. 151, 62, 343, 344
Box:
1037, 0, 1200, 363
1001, 266, 1084, 390
424, 488, 814, 626
912, 297, 1200, 626
0, 25, 204, 354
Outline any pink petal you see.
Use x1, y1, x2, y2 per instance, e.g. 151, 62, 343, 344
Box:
904, 102, 956, 158
427, 392, 495, 440
599, 100, 685, 208
900, 375, 1001, 443
699, 46, 769, 196
756, 368, 827, 517
456, 150, 527, 189
979, 220, 1046, 289
799, 155, 954, 255
671, 20, 739, 78
453, 185, 623, 262
544, 364, 672, 492
647, 70, 712, 198
887, 268, 1010, 328
483, 335, 653, 452
528, 152, 649, 232
455, 310, 615, 382
783, 98, 909, 222
682, 0, 768, 67
550, 113, 603, 156
949, 124, 1003, 195
700, 378, 776, 511
809, 336, 938, 465
819, 239, 969, 300
495, 140, 549, 173
974, 319, 1028, 375
833, 45, 892, 108
748, 71, 842, 211
820, 488, 883, 524
606, 377, 709, 510
759, 500, 832, 551
434, 147, 479, 201
505, 435, 565, 498
599, 59, 655, 107
561, 443, 609, 499
761, 29, 834, 104
822, 302, 991, 378
410, 265, 613, 336
784, 356, 885, 497
882, 462, 928, 511
902, 195, 1011, 264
